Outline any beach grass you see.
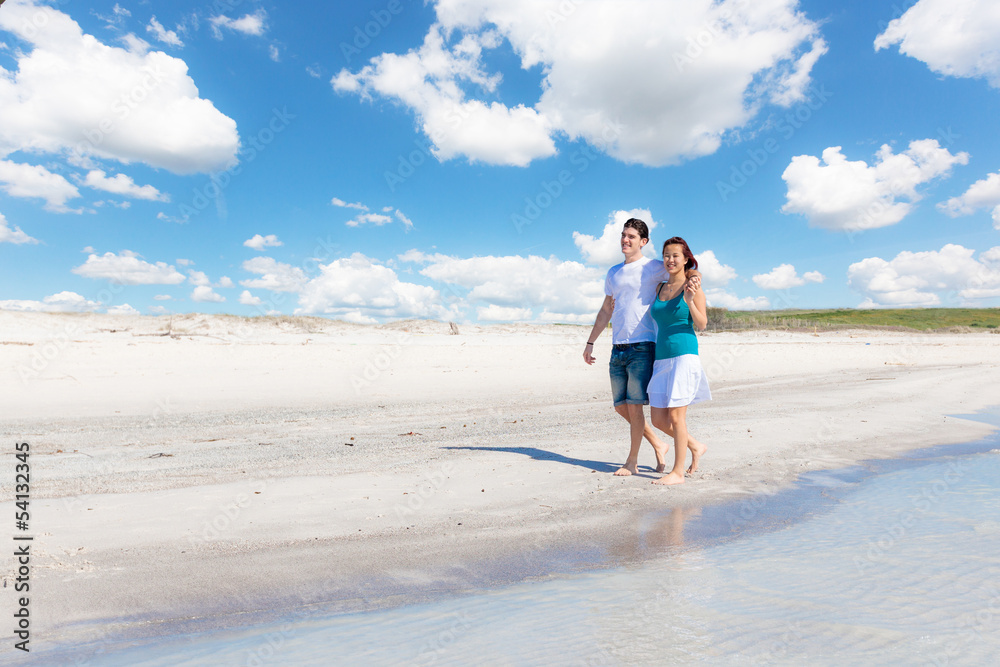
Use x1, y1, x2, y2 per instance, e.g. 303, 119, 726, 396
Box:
706, 307, 1000, 332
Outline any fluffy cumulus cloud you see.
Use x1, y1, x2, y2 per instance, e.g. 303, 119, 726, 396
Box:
781, 140, 969, 231
847, 244, 1000, 307
191, 285, 225, 303
0, 212, 38, 244
874, 0, 1000, 88
334, 0, 826, 167
240, 257, 308, 292
694, 250, 738, 287
296, 253, 454, 322
244, 234, 283, 250
0, 160, 80, 212
239, 290, 263, 306
704, 289, 770, 310
72, 250, 186, 285
0, 291, 101, 312
752, 264, 824, 289
0, 0, 239, 174
573, 209, 658, 265
477, 304, 532, 322
939, 170, 1000, 229
414, 252, 606, 318
83, 169, 167, 201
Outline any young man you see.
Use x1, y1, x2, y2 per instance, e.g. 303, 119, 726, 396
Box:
583, 218, 703, 476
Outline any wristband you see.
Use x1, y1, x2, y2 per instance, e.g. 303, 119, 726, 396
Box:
586, 342, 594, 345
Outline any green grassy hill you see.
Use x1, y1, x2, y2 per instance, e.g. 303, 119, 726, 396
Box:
707, 308, 1000, 332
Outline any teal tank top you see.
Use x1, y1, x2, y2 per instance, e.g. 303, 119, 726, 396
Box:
651, 284, 699, 359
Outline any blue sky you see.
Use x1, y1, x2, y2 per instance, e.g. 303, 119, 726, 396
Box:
1, 0, 1000, 323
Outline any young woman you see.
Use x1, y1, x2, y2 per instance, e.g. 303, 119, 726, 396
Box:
648, 237, 711, 485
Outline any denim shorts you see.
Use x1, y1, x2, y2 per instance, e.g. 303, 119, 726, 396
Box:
608, 341, 655, 406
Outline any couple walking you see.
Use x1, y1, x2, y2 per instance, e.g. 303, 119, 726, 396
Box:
583, 218, 710, 485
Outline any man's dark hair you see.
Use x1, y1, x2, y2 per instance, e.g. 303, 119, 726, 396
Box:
623, 218, 649, 240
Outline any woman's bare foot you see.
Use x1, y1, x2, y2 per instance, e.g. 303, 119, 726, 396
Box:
651, 441, 669, 473
614, 462, 638, 476
686, 441, 707, 474
652, 471, 685, 485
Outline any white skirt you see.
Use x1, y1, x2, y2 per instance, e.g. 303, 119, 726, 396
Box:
647, 354, 712, 409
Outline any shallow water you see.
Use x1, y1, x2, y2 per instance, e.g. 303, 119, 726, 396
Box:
50, 430, 1000, 666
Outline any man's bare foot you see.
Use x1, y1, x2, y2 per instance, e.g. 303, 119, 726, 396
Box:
686, 441, 707, 474
651, 441, 668, 473
614, 463, 638, 476
652, 471, 685, 485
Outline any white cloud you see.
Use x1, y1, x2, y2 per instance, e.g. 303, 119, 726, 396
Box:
694, 250, 737, 287
0, 160, 79, 212
704, 289, 770, 310
346, 212, 393, 227
572, 209, 658, 265
210, 11, 268, 38
333, 198, 414, 229
269, 45, 280, 62
419, 253, 605, 316
296, 252, 455, 321
147, 17, 183, 47
191, 285, 225, 303
0, 291, 101, 313
153, 294, 173, 301
781, 140, 969, 231
244, 233, 283, 250
752, 264, 825, 289
536, 310, 594, 324
939, 170, 1000, 229
331, 198, 368, 210
477, 304, 532, 321
72, 250, 186, 285
0, 212, 38, 244
107, 303, 140, 315
874, 0, 1000, 88
83, 169, 168, 201
847, 244, 1000, 307
335, 1, 825, 167
240, 257, 308, 292
187, 270, 211, 287
395, 210, 414, 230
217, 276, 234, 288
239, 290, 263, 306
0, 0, 239, 174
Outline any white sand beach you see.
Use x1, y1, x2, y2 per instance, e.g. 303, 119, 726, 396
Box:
1, 311, 999, 655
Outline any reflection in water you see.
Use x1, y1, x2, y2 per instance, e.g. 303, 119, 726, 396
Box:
36, 438, 1000, 666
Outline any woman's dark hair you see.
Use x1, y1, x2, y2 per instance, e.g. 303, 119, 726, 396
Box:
662, 236, 697, 271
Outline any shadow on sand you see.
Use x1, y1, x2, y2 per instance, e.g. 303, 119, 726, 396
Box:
441, 446, 661, 475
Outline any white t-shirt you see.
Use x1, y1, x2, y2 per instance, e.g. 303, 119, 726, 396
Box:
604, 256, 667, 344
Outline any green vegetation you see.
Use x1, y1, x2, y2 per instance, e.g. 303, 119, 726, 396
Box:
706, 307, 1000, 332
